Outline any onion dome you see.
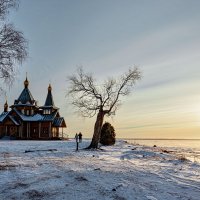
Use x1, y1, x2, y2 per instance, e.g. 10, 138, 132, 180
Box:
4, 100, 8, 112
48, 84, 52, 91
24, 77, 29, 88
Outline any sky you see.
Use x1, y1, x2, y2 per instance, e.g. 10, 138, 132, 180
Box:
1, 0, 200, 139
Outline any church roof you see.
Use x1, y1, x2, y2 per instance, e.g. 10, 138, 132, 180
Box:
44, 84, 54, 106
42, 111, 58, 121
13, 108, 60, 123
0, 112, 9, 122
15, 88, 35, 104
8, 115, 20, 126
12, 108, 43, 121
53, 117, 66, 127
42, 84, 58, 109
0, 111, 20, 125
14, 77, 35, 105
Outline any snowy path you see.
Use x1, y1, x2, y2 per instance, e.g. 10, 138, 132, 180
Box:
0, 140, 200, 200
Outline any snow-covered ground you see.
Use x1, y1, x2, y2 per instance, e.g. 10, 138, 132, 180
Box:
0, 140, 200, 200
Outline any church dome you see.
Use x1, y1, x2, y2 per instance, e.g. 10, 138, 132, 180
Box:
48, 84, 52, 91
4, 100, 8, 112
24, 77, 29, 88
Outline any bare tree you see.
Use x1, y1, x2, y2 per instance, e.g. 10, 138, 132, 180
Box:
0, 0, 27, 91
0, 0, 18, 20
68, 67, 141, 149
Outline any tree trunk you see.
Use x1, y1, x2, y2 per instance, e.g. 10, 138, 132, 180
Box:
87, 110, 105, 149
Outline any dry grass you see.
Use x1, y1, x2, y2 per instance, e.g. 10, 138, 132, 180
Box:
177, 155, 188, 162
0, 164, 16, 170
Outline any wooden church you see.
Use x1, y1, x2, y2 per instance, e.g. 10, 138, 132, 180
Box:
0, 77, 66, 139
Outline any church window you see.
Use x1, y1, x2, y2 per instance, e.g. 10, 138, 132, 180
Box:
43, 109, 51, 114
43, 127, 48, 134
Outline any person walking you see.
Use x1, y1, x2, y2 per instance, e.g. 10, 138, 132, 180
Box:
78, 132, 82, 143
75, 133, 79, 151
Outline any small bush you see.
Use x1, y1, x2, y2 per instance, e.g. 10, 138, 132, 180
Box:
178, 155, 188, 162
100, 122, 116, 146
